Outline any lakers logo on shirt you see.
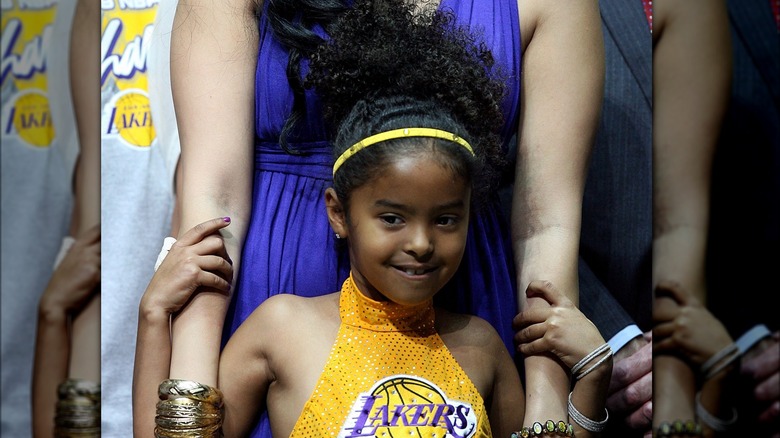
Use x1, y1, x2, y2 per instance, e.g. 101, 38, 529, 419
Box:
104, 88, 155, 147
339, 375, 478, 438
1, 0, 57, 148
101, 0, 157, 149
10, 90, 53, 146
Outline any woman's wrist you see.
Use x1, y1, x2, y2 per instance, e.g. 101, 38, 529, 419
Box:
523, 356, 570, 421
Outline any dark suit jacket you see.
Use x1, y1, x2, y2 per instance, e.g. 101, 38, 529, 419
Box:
574, 4, 653, 436
578, 0, 653, 340
708, 0, 780, 337
707, 2, 778, 434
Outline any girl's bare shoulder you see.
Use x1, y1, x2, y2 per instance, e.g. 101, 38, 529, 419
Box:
435, 309, 507, 355
434, 309, 513, 396
241, 292, 341, 334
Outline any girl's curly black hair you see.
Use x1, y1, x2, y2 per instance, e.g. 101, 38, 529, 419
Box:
302, 0, 508, 209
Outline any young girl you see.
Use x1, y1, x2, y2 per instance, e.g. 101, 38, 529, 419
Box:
166, 0, 604, 433
134, 3, 611, 437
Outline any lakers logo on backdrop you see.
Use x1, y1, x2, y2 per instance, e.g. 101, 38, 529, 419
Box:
101, 0, 157, 149
1, 0, 57, 148
339, 375, 478, 438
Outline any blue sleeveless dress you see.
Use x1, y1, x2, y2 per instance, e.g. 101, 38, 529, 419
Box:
224, 0, 521, 435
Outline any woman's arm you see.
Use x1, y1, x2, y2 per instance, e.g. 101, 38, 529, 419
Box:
168, 0, 258, 386
652, 0, 731, 304
66, 0, 101, 386
68, 0, 100, 238
652, 0, 732, 431
513, 0, 604, 422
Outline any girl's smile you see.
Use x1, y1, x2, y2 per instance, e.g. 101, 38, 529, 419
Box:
327, 150, 472, 306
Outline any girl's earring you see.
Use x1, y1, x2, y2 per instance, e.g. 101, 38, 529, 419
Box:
335, 233, 342, 239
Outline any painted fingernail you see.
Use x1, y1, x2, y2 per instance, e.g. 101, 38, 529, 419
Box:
223, 217, 231, 222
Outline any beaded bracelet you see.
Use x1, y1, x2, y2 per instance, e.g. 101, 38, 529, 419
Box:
654, 420, 702, 437
510, 420, 574, 437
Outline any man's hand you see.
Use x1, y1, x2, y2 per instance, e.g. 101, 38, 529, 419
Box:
607, 331, 652, 433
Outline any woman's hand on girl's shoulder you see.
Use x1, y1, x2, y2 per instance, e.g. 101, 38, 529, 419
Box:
140, 217, 234, 319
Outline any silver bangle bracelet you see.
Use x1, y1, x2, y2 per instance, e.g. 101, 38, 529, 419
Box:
571, 343, 610, 378
567, 392, 608, 432
700, 343, 737, 377
695, 391, 737, 432
703, 347, 740, 380
571, 343, 612, 380
576, 347, 613, 380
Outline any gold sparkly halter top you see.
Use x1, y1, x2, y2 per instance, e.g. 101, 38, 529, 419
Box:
289, 274, 491, 438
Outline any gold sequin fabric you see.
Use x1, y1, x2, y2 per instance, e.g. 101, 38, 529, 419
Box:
289, 275, 491, 438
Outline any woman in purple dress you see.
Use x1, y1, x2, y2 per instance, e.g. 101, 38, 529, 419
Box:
156, 0, 604, 435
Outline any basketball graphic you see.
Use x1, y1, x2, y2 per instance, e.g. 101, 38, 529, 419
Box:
112, 91, 154, 148
339, 375, 477, 438
11, 91, 54, 148
372, 375, 447, 407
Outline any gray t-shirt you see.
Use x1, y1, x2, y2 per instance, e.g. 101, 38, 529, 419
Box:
100, 0, 179, 435
1, 1, 78, 435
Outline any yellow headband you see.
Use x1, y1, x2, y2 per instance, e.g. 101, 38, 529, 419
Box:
332, 127, 475, 176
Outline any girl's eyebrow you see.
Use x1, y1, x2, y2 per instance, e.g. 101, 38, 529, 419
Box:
374, 199, 411, 212
373, 199, 466, 212
433, 200, 466, 211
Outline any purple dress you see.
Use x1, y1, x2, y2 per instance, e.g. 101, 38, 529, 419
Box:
224, 0, 521, 435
